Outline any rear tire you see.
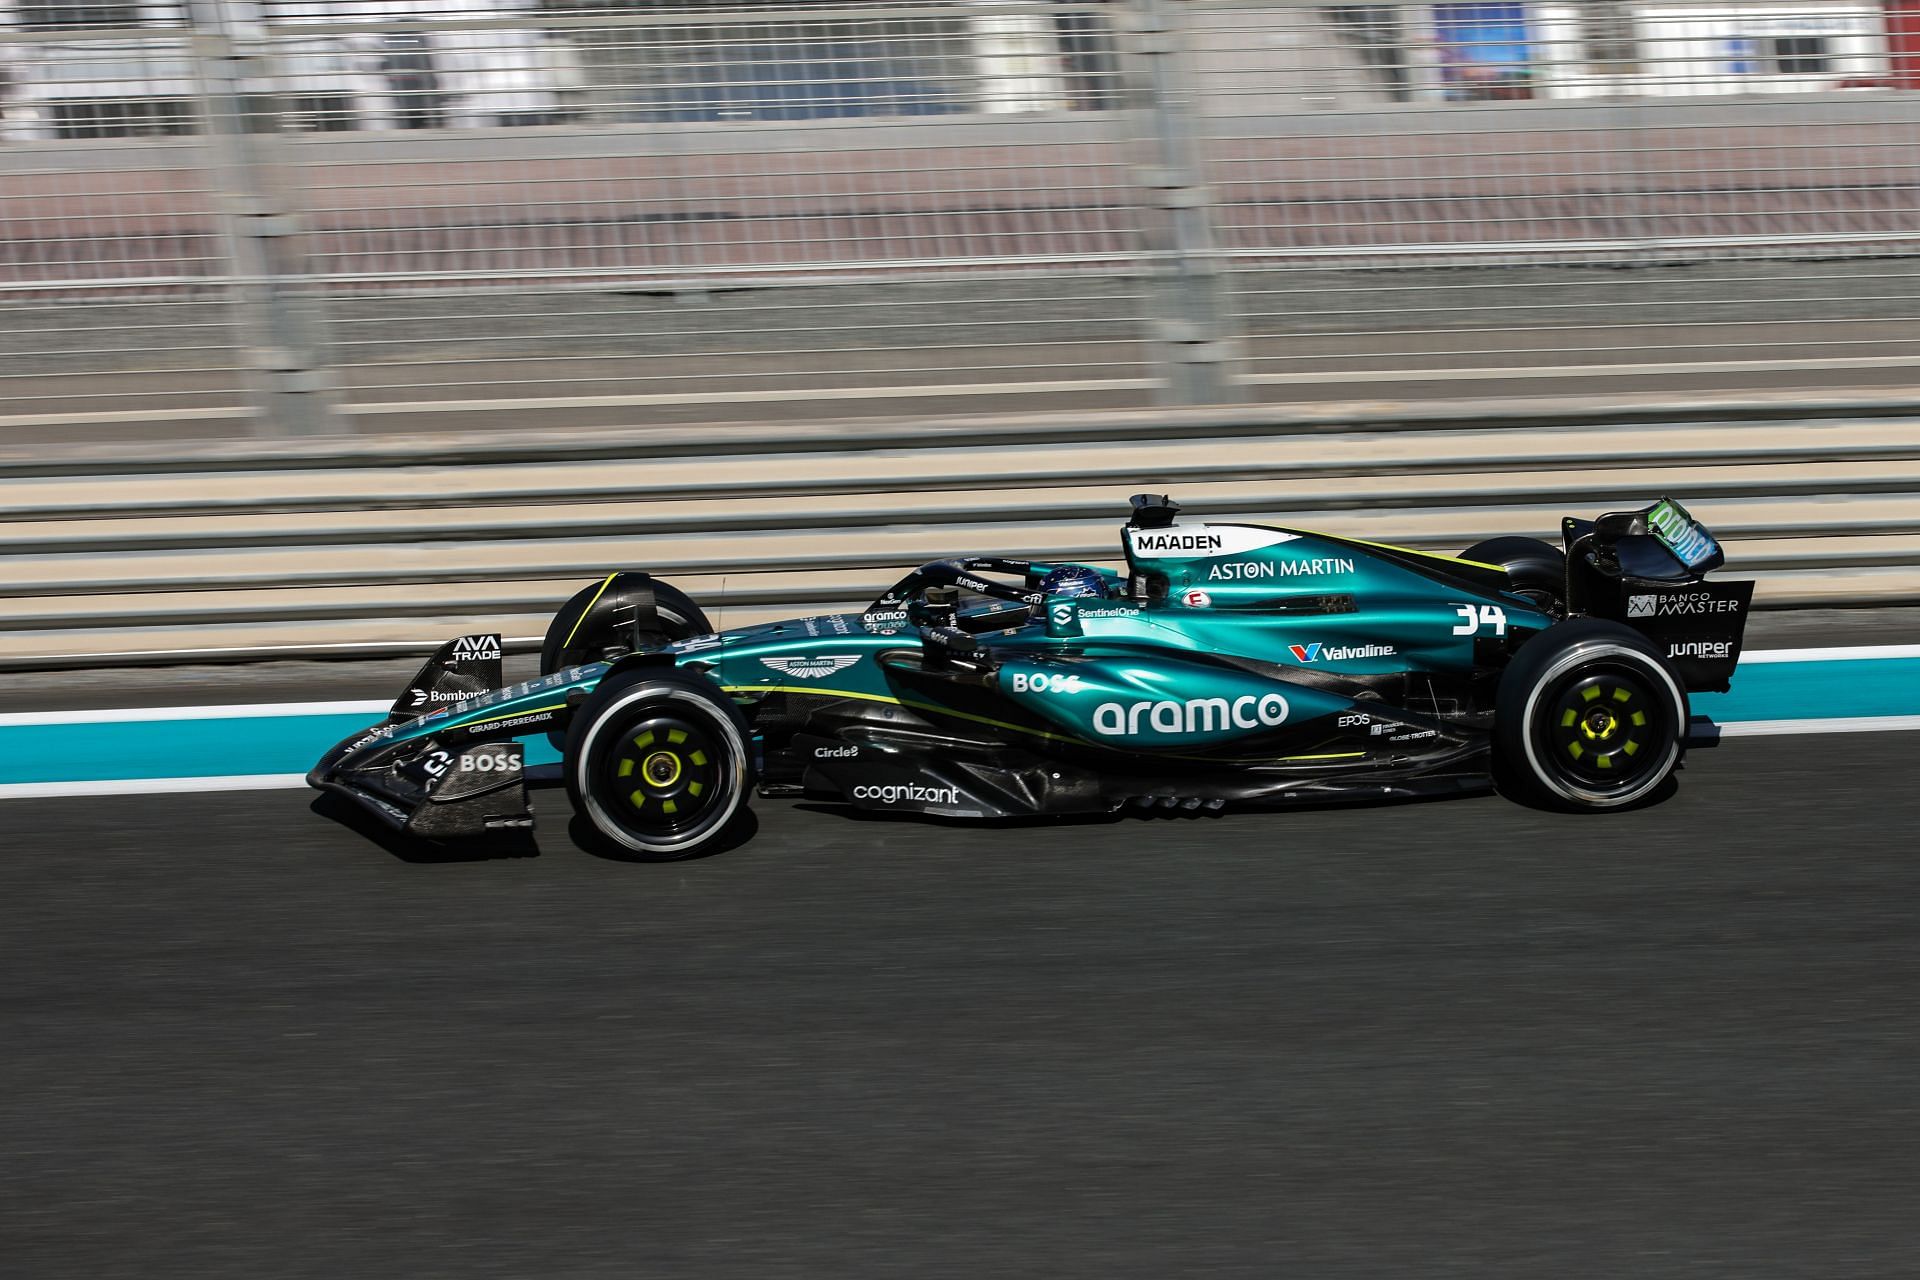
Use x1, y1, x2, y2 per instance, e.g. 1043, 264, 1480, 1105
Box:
542, 575, 711, 676
564, 667, 753, 860
1495, 619, 1686, 811
1462, 536, 1566, 615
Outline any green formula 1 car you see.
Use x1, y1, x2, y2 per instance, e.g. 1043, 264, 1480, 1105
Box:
310, 494, 1753, 858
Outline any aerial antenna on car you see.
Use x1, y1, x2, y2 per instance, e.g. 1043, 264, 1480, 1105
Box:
1127, 493, 1181, 530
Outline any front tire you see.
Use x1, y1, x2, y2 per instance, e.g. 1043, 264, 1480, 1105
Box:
542, 574, 711, 676
564, 668, 753, 860
1494, 619, 1687, 810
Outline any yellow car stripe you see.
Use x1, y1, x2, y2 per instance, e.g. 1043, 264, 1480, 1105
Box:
560, 573, 619, 651
1306, 532, 1503, 573
726, 684, 902, 705
458, 703, 566, 729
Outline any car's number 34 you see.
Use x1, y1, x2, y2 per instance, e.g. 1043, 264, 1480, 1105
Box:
1451, 603, 1508, 636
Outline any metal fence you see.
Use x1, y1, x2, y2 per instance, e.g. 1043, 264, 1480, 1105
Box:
3, 0, 1919, 442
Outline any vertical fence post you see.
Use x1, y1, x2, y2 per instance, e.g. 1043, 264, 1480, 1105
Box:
1121, 0, 1242, 406
187, 0, 338, 438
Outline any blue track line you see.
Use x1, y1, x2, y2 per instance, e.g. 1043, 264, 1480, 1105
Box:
1692, 657, 1920, 724
0, 649, 1913, 796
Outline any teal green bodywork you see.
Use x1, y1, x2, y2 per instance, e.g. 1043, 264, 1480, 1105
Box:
373, 520, 1550, 758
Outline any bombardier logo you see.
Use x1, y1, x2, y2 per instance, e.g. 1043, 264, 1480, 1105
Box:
761, 655, 861, 679
1289, 642, 1396, 663
1093, 694, 1288, 737
408, 687, 476, 708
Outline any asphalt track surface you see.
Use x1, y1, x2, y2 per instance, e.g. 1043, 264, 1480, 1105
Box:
6, 726, 1920, 1277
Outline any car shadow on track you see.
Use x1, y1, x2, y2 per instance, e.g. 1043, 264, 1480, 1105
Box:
564, 807, 761, 864
789, 786, 1495, 835
308, 793, 541, 864
1490, 757, 1683, 814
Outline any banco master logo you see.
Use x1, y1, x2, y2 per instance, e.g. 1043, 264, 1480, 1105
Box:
761, 655, 860, 679
1093, 694, 1288, 737
1657, 592, 1742, 616
1628, 591, 1740, 619
852, 783, 960, 805
1289, 642, 1396, 663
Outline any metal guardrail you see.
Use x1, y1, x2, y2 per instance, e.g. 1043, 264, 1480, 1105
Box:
3, 395, 1918, 668
5, 0, 1920, 441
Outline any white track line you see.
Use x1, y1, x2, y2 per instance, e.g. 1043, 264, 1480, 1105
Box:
0, 774, 311, 800
0, 700, 387, 728
2, 650, 1917, 802
0, 650, 1910, 729
1716, 715, 1920, 737
1741, 645, 1920, 663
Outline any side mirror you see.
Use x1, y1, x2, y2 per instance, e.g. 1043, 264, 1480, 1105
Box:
1127, 493, 1181, 530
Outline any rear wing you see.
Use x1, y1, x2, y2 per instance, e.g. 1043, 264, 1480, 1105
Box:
1563, 500, 1751, 693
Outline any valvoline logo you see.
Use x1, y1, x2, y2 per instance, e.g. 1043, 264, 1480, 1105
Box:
1289, 641, 1397, 664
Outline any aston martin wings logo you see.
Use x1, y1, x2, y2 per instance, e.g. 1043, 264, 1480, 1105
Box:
761, 655, 861, 679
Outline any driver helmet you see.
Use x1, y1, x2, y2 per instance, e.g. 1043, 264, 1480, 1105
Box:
1039, 565, 1108, 600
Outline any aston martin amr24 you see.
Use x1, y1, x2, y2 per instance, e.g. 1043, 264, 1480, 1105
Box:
310, 495, 1753, 858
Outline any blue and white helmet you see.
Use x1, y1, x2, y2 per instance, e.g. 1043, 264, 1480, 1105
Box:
1039, 565, 1108, 600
